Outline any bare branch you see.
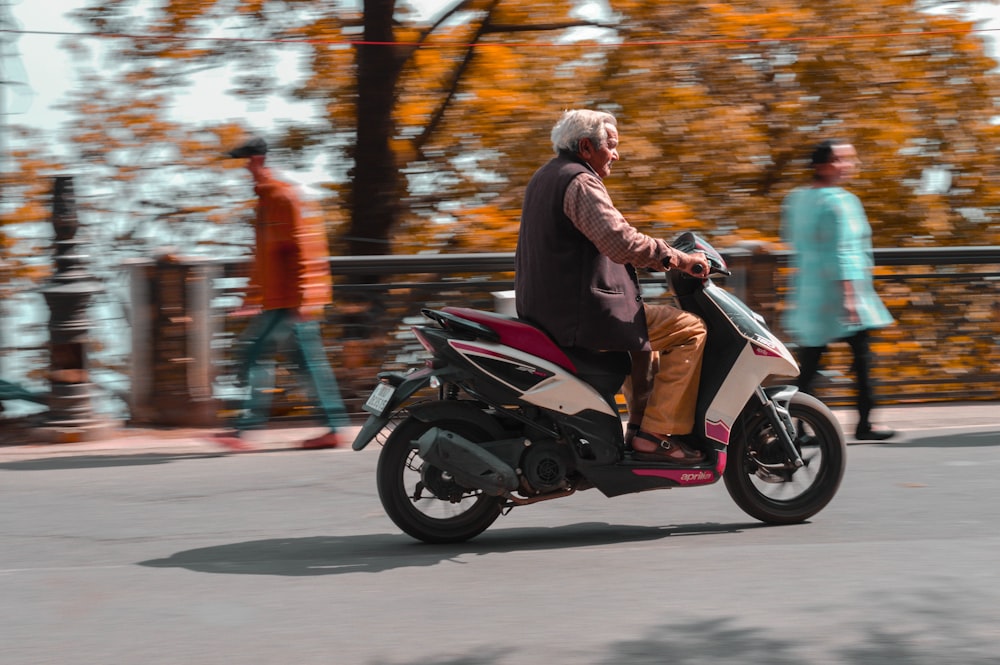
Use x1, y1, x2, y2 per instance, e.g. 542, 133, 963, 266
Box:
484, 20, 614, 34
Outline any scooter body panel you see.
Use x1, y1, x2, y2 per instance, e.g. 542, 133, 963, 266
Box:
445, 339, 617, 418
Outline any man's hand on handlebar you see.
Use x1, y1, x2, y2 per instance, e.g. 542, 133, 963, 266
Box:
673, 250, 709, 278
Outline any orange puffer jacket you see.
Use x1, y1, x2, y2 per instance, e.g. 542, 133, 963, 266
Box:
246, 174, 332, 316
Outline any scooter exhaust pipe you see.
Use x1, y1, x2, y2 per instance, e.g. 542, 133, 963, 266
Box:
413, 428, 519, 496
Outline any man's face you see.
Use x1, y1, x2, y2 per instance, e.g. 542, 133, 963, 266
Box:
821, 144, 859, 184
580, 125, 620, 179
245, 154, 266, 179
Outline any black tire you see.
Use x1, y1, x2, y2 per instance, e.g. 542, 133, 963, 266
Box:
376, 414, 505, 544
724, 392, 846, 524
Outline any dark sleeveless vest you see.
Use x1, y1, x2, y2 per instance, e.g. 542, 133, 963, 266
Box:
514, 153, 649, 351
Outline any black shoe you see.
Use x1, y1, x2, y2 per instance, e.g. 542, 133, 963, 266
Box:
855, 427, 896, 441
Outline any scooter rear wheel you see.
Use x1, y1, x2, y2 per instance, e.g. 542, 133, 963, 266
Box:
377, 414, 505, 544
724, 391, 846, 524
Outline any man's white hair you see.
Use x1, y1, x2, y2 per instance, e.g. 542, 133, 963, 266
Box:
550, 109, 617, 155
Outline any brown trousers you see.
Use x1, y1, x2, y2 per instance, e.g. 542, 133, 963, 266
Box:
621, 303, 707, 436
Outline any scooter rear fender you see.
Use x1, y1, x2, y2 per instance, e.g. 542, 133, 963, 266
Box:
352, 385, 505, 451
352, 368, 437, 451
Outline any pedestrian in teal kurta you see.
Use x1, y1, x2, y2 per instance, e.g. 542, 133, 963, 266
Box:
781, 140, 896, 441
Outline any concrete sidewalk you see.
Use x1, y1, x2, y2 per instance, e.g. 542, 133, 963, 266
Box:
0, 401, 996, 461
0, 422, 369, 460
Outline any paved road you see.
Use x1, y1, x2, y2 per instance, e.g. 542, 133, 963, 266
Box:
1, 403, 998, 664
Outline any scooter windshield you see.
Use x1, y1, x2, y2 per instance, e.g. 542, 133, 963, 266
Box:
709, 286, 781, 349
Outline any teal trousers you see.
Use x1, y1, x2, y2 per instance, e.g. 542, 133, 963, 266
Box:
234, 308, 348, 432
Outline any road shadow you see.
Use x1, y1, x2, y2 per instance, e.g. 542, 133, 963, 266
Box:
364, 610, 999, 665
869, 430, 1000, 449
139, 520, 774, 577
0, 452, 224, 470
0, 448, 296, 471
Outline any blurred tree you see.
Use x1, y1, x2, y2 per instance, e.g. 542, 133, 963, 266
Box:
0, 126, 60, 293
68, 0, 610, 271
0, 127, 64, 385
54, 67, 256, 265
597, 0, 1000, 248
6, 0, 1000, 420
61, 0, 1000, 262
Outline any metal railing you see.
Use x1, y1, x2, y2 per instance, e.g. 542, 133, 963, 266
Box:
119, 244, 999, 426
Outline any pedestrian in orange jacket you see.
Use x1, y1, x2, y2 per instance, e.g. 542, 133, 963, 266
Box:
212, 136, 348, 451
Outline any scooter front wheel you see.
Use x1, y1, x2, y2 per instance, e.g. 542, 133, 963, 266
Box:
376, 414, 505, 544
724, 391, 846, 524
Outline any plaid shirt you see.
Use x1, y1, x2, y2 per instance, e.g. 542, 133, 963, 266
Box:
563, 172, 683, 272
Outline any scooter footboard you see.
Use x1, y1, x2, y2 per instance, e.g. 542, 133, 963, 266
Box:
584, 462, 721, 497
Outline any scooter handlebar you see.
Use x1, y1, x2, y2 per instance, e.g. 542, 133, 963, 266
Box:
666, 232, 732, 277
662, 256, 730, 277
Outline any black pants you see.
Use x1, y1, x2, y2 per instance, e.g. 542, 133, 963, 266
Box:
796, 329, 876, 431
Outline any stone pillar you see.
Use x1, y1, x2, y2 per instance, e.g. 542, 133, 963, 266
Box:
128, 255, 221, 426
37, 176, 114, 443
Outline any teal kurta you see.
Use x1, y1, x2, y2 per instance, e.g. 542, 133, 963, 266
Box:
781, 186, 894, 347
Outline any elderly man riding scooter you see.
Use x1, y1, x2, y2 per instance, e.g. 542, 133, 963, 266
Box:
515, 109, 709, 465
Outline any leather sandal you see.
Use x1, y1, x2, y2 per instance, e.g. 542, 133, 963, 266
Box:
624, 423, 641, 449
632, 431, 705, 465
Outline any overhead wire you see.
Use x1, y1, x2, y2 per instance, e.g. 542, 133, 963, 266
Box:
2, 25, 999, 48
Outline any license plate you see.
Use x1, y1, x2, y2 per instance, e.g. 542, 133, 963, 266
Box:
363, 382, 396, 416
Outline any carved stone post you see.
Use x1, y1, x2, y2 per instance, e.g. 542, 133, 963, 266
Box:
38, 176, 113, 442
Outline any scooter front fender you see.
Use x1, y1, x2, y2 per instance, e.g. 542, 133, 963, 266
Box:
763, 384, 798, 405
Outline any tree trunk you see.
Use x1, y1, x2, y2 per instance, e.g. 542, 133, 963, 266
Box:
342, 0, 404, 339
349, 0, 404, 267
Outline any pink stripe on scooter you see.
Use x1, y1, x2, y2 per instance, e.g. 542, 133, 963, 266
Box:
441, 307, 576, 372
705, 419, 731, 445
715, 450, 727, 475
